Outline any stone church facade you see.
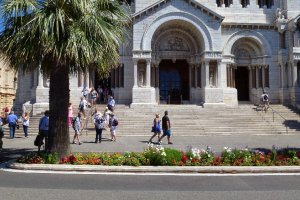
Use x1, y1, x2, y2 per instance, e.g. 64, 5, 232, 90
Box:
15, 0, 300, 114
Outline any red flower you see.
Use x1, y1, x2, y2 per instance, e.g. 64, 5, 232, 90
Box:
181, 155, 188, 163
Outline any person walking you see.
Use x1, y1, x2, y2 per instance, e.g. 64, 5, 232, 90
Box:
68, 102, 74, 127
79, 97, 88, 117
148, 113, 161, 144
38, 110, 49, 152
261, 90, 270, 112
82, 86, 89, 99
22, 112, 30, 138
158, 111, 173, 145
72, 112, 83, 145
90, 87, 98, 107
6, 111, 18, 139
109, 113, 118, 142
107, 95, 115, 112
93, 112, 105, 143
97, 85, 103, 103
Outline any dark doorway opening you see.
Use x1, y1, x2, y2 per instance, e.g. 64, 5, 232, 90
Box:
94, 73, 112, 103
159, 59, 189, 104
235, 67, 249, 101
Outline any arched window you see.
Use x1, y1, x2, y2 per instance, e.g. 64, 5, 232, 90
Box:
216, 0, 233, 7
240, 0, 249, 8
258, 0, 274, 9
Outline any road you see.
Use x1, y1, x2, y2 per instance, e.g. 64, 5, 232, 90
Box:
0, 170, 300, 200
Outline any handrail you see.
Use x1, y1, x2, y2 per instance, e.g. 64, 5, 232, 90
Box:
250, 92, 289, 134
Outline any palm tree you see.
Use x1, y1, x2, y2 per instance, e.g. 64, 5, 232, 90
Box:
0, 0, 130, 157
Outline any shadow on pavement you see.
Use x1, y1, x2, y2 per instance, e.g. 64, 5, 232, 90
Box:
0, 148, 35, 163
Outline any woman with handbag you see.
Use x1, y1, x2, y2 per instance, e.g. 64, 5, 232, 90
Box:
148, 113, 161, 144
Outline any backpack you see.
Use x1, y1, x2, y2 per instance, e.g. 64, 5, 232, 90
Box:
71, 117, 77, 129
263, 94, 269, 101
112, 118, 119, 126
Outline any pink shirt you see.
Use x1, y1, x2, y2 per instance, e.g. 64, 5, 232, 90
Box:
68, 106, 73, 118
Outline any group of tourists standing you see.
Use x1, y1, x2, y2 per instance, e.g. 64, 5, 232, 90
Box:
66, 85, 118, 145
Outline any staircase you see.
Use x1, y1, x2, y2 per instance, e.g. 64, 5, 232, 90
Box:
3, 104, 300, 138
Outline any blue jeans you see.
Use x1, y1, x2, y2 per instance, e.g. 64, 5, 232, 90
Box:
9, 125, 16, 139
23, 125, 29, 137
95, 128, 103, 142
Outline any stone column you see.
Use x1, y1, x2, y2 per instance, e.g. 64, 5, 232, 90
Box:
217, 60, 222, 88
204, 61, 209, 88
84, 69, 90, 88
155, 64, 159, 88
287, 63, 292, 87
146, 59, 151, 87
37, 65, 44, 89
293, 62, 298, 87
133, 60, 138, 87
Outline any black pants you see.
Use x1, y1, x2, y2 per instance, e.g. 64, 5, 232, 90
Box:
95, 128, 103, 142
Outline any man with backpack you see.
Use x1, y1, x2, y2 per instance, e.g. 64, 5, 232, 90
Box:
261, 91, 270, 112
109, 113, 118, 142
93, 112, 105, 143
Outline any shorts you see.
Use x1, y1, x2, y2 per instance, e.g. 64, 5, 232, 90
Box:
110, 126, 117, 135
162, 129, 171, 137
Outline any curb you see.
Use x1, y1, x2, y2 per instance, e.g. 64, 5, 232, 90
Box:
7, 162, 300, 174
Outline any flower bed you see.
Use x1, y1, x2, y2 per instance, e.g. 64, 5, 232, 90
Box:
17, 145, 300, 166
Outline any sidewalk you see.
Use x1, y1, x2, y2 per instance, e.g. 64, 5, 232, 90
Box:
1, 132, 300, 164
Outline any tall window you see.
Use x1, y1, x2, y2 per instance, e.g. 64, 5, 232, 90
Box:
252, 68, 256, 88
216, 0, 233, 7
241, 0, 249, 8
120, 64, 124, 88
197, 66, 201, 88
191, 66, 196, 88
264, 66, 269, 88
258, 68, 263, 88
111, 69, 115, 88
258, 0, 273, 9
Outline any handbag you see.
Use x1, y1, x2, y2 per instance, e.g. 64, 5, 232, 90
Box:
34, 134, 44, 146
151, 126, 155, 132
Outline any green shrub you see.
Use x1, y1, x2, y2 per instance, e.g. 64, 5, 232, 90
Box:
164, 148, 182, 166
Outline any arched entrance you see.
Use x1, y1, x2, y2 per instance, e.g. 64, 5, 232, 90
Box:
231, 37, 266, 101
159, 60, 189, 104
151, 20, 205, 104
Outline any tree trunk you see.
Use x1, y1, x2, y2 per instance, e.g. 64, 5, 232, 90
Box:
48, 64, 70, 157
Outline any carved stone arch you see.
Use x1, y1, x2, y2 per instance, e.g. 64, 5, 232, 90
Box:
231, 39, 263, 58
223, 30, 272, 57
141, 12, 213, 51
152, 28, 199, 54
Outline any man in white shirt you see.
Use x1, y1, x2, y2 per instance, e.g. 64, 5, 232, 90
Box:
107, 95, 115, 112
79, 97, 88, 117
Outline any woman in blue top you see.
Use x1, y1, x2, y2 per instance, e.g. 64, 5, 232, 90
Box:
148, 113, 161, 144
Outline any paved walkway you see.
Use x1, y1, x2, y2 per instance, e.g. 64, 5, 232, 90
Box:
1, 129, 300, 163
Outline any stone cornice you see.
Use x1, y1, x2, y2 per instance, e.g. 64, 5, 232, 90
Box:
222, 23, 276, 30
132, 0, 224, 22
